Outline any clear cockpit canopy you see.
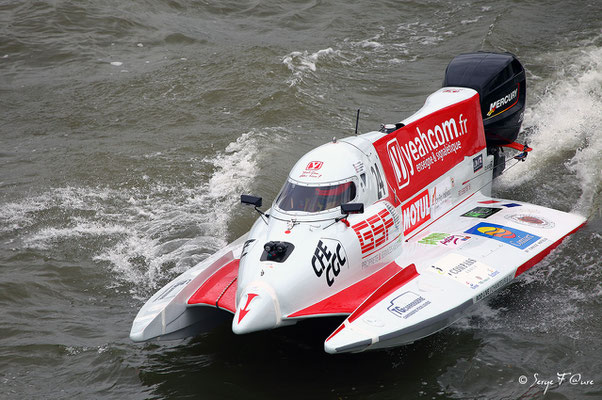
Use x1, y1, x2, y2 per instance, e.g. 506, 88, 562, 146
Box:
275, 178, 357, 214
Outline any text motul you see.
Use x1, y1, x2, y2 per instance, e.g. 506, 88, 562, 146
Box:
402, 190, 430, 235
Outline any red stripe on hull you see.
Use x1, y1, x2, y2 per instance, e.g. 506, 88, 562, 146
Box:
348, 264, 419, 323
188, 259, 239, 313
514, 222, 586, 277
288, 262, 403, 318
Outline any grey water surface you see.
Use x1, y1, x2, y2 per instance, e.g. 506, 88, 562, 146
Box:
1, 1, 601, 399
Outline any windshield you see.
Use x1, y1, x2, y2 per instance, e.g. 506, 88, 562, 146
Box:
276, 180, 357, 213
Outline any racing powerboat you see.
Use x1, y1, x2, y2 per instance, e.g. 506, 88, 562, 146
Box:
130, 52, 586, 353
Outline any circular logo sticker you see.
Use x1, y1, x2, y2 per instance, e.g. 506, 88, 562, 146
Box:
505, 214, 555, 229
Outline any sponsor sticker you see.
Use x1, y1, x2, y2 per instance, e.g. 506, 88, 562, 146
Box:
300, 161, 324, 178
522, 237, 549, 254
418, 232, 449, 245
473, 274, 513, 302
473, 154, 483, 172
465, 222, 541, 249
387, 291, 431, 319
311, 239, 347, 287
418, 232, 470, 247
402, 189, 430, 235
430, 253, 499, 290
505, 214, 555, 229
439, 234, 471, 247
458, 182, 471, 197
352, 208, 396, 257
352, 161, 364, 174
430, 178, 453, 217
486, 86, 519, 118
462, 206, 502, 219
306, 161, 323, 170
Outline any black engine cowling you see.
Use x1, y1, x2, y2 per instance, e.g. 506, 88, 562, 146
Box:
443, 52, 526, 146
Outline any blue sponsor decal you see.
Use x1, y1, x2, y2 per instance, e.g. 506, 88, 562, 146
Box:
502, 203, 521, 208
465, 222, 540, 249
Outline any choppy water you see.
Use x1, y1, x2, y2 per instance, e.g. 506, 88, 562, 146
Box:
1, 1, 601, 399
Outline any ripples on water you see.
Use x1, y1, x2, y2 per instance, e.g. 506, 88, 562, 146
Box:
1, 1, 601, 399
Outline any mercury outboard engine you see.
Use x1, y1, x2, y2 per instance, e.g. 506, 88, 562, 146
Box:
443, 51, 526, 177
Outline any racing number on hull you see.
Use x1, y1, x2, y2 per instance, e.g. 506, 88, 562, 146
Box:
312, 240, 347, 287
352, 208, 395, 256
371, 163, 386, 200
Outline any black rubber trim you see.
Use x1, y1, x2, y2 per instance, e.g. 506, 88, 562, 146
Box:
334, 339, 372, 353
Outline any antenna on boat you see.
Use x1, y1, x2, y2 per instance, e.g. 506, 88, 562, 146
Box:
354, 109, 360, 135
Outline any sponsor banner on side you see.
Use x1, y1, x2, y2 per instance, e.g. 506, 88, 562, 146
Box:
464, 222, 540, 249
462, 206, 502, 219
430, 253, 499, 290
374, 93, 486, 203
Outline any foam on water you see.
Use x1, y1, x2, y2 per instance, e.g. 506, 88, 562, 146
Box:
498, 45, 602, 216
281, 15, 467, 87
0, 131, 265, 298
282, 47, 341, 86
97, 130, 265, 296
0, 186, 117, 234
24, 222, 130, 250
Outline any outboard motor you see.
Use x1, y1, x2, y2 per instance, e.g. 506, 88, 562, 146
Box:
443, 52, 526, 147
